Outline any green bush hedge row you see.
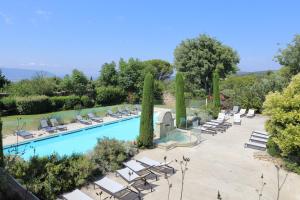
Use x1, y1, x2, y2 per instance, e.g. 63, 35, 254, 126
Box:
96, 86, 126, 106
0, 87, 126, 115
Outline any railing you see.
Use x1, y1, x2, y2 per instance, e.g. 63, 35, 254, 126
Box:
0, 168, 40, 200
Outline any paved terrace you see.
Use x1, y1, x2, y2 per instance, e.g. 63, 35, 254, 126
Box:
79, 115, 300, 200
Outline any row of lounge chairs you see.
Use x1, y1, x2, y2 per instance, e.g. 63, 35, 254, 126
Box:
231, 106, 256, 118
106, 106, 140, 118
16, 107, 141, 139
15, 118, 67, 138
193, 112, 232, 136
244, 130, 269, 151
62, 157, 174, 200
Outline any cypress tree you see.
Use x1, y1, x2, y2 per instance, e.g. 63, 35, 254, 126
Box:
213, 70, 221, 109
176, 73, 186, 128
0, 118, 4, 167
138, 73, 154, 148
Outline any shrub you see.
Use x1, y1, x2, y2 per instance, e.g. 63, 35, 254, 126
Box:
176, 73, 186, 128
0, 97, 17, 115
266, 139, 281, 157
16, 96, 51, 114
63, 95, 81, 110
95, 86, 126, 106
91, 137, 134, 172
263, 73, 300, 169
50, 96, 68, 110
80, 95, 94, 108
138, 73, 154, 148
6, 154, 97, 200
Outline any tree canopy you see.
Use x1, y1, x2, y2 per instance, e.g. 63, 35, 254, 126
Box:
98, 61, 119, 86
0, 70, 10, 89
276, 35, 300, 79
143, 59, 173, 81
174, 34, 239, 93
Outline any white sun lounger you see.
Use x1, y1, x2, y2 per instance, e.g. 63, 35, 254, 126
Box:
123, 160, 158, 180
233, 114, 241, 125
136, 157, 175, 173
246, 109, 255, 118
250, 136, 268, 144
116, 167, 153, 193
94, 177, 140, 200
193, 126, 217, 135
63, 189, 93, 200
231, 106, 239, 115
238, 109, 247, 117
253, 130, 268, 136
252, 133, 269, 139
244, 141, 266, 151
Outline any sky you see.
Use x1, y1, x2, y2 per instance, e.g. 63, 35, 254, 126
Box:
0, 0, 300, 77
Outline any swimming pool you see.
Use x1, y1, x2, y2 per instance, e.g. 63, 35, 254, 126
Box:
4, 115, 158, 160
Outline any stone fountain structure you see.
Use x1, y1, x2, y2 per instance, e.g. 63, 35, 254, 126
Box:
155, 111, 175, 138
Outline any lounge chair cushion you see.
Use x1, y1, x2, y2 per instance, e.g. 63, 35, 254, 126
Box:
63, 189, 93, 200
117, 167, 140, 182
124, 160, 145, 172
16, 130, 33, 138
95, 177, 126, 194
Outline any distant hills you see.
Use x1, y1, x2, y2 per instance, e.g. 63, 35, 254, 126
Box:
236, 70, 277, 76
0, 68, 56, 82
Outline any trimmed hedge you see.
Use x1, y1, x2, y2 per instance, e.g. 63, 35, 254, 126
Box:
50, 95, 81, 110
16, 96, 52, 115
81, 95, 94, 108
0, 97, 17, 115
96, 86, 126, 106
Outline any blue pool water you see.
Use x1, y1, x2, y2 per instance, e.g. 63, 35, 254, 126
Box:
4, 115, 157, 160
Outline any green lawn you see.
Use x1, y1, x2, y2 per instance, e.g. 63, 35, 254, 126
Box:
1, 104, 132, 136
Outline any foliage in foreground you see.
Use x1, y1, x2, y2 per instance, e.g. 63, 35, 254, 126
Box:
138, 73, 154, 148
6, 154, 96, 200
263, 73, 300, 173
91, 137, 136, 172
176, 73, 186, 128
6, 138, 136, 200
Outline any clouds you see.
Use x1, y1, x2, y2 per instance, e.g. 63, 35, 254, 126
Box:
35, 9, 52, 19
0, 12, 13, 25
